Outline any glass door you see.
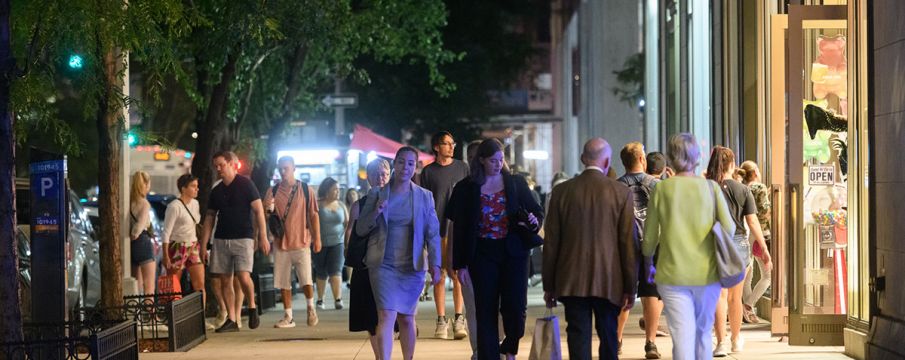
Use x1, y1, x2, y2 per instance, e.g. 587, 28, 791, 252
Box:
787, 5, 848, 346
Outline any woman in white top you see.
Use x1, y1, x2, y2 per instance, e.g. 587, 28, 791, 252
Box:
163, 174, 205, 304
130, 170, 157, 295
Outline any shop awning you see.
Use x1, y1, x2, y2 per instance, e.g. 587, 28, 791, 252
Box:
349, 125, 433, 163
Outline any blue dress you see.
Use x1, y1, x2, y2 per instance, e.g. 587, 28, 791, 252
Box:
369, 189, 425, 315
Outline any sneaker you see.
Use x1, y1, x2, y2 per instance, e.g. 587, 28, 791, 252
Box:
307, 307, 319, 326
713, 342, 729, 357
215, 311, 228, 328
205, 320, 217, 331
617, 340, 622, 355
732, 337, 745, 353
434, 316, 450, 339
215, 319, 239, 333
644, 341, 661, 359
249, 309, 260, 329
274, 315, 295, 328
335, 299, 344, 310
453, 315, 468, 340
316, 300, 325, 310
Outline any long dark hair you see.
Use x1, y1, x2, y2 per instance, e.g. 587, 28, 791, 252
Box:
705, 146, 735, 183
469, 138, 509, 185
318, 177, 339, 200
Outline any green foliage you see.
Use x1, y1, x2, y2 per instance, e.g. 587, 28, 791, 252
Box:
10, 0, 193, 156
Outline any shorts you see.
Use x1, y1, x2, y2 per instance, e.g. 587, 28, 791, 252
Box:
209, 238, 254, 274
312, 244, 344, 279
638, 250, 660, 299
167, 242, 202, 270
274, 248, 313, 290
131, 231, 155, 266
734, 233, 752, 268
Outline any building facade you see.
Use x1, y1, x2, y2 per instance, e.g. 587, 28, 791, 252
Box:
551, 0, 905, 358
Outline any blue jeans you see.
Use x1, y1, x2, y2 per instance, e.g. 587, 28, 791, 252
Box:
659, 282, 721, 360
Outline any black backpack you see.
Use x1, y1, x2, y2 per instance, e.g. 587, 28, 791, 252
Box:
620, 174, 657, 241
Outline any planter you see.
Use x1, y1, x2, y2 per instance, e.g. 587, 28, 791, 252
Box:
0, 320, 138, 360
76, 291, 206, 353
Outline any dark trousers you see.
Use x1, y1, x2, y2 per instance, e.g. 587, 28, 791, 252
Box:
470, 239, 528, 359
560, 297, 622, 360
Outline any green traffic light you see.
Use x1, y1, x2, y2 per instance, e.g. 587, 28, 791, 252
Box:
68, 54, 83, 69
127, 133, 137, 146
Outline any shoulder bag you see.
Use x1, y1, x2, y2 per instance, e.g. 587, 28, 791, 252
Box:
709, 180, 746, 288
267, 182, 300, 240
345, 196, 370, 269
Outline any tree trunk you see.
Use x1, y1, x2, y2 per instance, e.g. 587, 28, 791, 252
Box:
192, 50, 239, 215
97, 48, 125, 309
0, 0, 23, 343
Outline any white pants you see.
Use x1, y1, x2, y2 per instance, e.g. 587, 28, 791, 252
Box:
743, 255, 772, 306
660, 282, 721, 360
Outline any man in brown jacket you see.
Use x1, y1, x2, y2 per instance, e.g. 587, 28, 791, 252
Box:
543, 138, 639, 360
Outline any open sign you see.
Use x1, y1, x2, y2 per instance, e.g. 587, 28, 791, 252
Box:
809, 165, 835, 186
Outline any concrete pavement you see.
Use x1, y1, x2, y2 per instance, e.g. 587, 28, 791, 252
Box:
140, 286, 850, 359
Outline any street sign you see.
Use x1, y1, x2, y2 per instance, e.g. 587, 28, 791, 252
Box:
321, 93, 358, 108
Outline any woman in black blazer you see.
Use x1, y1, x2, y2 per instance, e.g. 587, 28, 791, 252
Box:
447, 139, 544, 360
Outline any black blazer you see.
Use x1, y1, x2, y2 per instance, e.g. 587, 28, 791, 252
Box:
446, 173, 544, 270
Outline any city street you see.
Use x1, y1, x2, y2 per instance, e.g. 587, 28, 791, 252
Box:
141, 287, 850, 360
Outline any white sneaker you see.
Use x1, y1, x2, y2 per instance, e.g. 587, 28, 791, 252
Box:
713, 342, 729, 357
237, 318, 243, 329
732, 337, 745, 353
335, 299, 345, 310
205, 320, 217, 331
316, 300, 325, 310
453, 316, 468, 340
215, 311, 228, 328
274, 315, 296, 328
434, 317, 450, 339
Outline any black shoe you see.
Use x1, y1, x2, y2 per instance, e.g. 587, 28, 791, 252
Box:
248, 309, 260, 329
645, 341, 661, 359
215, 319, 239, 333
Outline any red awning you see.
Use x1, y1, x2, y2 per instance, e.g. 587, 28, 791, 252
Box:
349, 125, 433, 163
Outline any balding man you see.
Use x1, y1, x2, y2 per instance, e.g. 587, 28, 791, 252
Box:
543, 138, 639, 360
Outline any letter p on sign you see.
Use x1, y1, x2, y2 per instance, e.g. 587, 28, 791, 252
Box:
41, 177, 53, 197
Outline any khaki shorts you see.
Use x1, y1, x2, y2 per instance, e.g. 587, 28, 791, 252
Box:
273, 247, 313, 290
209, 238, 254, 274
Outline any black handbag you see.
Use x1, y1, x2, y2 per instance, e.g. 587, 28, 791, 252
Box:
515, 207, 544, 249
345, 197, 370, 269
267, 182, 301, 240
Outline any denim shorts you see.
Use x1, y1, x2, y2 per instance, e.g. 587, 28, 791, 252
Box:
131, 231, 155, 266
733, 233, 751, 268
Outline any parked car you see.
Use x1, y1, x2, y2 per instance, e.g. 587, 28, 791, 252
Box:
14, 178, 102, 317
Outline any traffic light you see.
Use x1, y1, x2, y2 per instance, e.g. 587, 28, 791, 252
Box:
127, 132, 137, 146
68, 54, 84, 69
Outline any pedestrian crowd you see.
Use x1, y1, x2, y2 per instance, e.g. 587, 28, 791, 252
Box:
129, 130, 772, 360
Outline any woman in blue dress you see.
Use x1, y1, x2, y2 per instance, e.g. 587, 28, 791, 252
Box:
356, 146, 442, 360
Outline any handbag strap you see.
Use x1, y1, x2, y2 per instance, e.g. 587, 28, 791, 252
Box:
177, 199, 198, 224
273, 182, 300, 221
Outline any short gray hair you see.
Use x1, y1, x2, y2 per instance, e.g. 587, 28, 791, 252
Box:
667, 133, 701, 173
365, 158, 390, 177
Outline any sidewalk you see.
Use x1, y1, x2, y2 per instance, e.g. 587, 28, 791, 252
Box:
140, 286, 850, 359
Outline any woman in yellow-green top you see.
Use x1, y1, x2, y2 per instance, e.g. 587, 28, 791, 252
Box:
642, 133, 736, 360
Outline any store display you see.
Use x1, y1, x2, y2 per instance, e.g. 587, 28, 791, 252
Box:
804, 104, 848, 140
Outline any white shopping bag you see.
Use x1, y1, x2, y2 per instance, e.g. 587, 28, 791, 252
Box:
529, 310, 562, 360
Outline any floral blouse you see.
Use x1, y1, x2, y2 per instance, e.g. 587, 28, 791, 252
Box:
479, 190, 508, 239
749, 182, 771, 237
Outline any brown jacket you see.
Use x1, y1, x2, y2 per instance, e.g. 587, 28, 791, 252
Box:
542, 168, 638, 305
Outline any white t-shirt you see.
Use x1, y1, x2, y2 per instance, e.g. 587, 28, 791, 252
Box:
162, 198, 201, 244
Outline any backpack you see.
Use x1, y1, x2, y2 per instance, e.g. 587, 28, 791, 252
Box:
619, 174, 657, 241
